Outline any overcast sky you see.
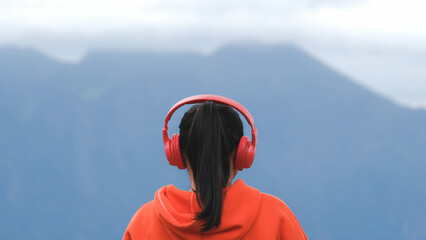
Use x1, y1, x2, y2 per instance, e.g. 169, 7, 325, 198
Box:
1, 0, 425, 109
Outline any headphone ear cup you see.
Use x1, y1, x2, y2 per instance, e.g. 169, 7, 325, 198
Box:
171, 134, 186, 169
235, 136, 254, 171
165, 134, 186, 169
164, 137, 173, 165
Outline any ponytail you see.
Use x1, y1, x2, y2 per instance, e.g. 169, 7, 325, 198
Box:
179, 101, 243, 231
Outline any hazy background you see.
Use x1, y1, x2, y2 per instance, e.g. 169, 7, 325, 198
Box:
1, 0, 426, 108
1, 0, 426, 239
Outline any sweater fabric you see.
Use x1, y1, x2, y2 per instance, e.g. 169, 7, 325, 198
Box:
123, 179, 308, 240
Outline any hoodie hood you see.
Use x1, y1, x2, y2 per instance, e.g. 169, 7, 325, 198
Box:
154, 179, 261, 239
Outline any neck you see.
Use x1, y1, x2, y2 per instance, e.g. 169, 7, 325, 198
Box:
186, 160, 238, 192
189, 176, 235, 192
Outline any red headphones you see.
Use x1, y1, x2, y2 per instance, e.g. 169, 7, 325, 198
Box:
163, 94, 258, 171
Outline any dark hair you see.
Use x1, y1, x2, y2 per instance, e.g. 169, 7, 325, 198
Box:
179, 101, 243, 231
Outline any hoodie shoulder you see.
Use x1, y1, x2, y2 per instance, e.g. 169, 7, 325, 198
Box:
260, 193, 300, 220
122, 200, 170, 240
244, 192, 308, 240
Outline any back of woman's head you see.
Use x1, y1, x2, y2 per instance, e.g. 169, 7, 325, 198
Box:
179, 101, 243, 231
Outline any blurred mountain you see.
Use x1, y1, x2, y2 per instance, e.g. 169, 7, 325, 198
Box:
1, 44, 425, 240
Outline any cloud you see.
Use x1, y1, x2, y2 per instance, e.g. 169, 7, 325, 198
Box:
1, 0, 425, 62
0, 0, 425, 108
306, 0, 368, 8
1, 0, 424, 47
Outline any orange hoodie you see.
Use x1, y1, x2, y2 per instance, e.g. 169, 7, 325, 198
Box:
123, 179, 307, 240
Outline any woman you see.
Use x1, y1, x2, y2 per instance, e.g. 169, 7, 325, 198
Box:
123, 95, 308, 240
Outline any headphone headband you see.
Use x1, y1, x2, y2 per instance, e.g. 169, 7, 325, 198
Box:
163, 94, 257, 146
